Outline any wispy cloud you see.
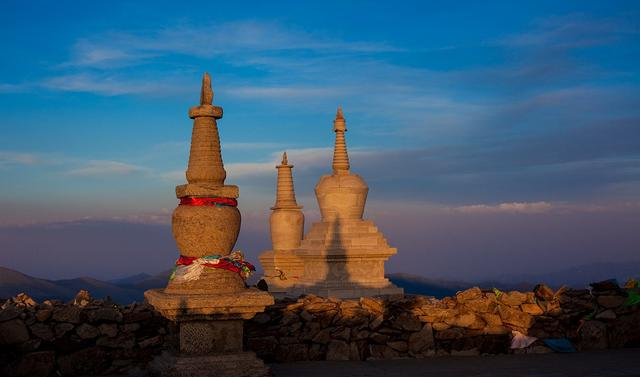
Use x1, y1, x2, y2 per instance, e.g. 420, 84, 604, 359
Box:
0, 151, 39, 166
63, 21, 399, 69
453, 201, 554, 214
495, 14, 637, 49
41, 73, 189, 96
66, 160, 146, 176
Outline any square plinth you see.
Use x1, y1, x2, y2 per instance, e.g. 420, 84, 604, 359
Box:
144, 288, 274, 321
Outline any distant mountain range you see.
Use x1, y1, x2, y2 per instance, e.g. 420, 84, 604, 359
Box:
2, 261, 638, 303
0, 266, 171, 303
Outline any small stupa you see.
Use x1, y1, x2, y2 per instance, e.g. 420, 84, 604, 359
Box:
289, 107, 403, 298
259, 152, 305, 297
144, 73, 273, 377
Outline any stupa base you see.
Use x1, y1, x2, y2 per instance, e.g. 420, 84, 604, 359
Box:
288, 283, 404, 299
149, 351, 270, 377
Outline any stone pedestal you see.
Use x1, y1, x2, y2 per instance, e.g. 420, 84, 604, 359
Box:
288, 107, 403, 299
145, 289, 273, 377
145, 73, 274, 377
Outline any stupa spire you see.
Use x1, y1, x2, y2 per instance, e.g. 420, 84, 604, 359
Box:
272, 151, 301, 210
332, 106, 350, 174
185, 72, 226, 186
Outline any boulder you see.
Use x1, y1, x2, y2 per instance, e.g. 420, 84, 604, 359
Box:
480, 313, 503, 326
499, 291, 528, 307
498, 305, 533, 328
3, 351, 54, 377
75, 323, 99, 339
29, 323, 54, 341
87, 307, 122, 323
326, 340, 350, 360
360, 297, 384, 314
464, 298, 496, 313
456, 287, 483, 302
98, 323, 118, 337
387, 340, 408, 352
0, 319, 29, 344
533, 284, 555, 301
52, 306, 82, 323
595, 309, 616, 320
392, 313, 422, 331
521, 303, 544, 315
0, 306, 21, 322
578, 320, 608, 350
72, 290, 91, 307
57, 347, 109, 376
34, 309, 52, 322
597, 295, 626, 309
408, 324, 434, 354
54, 322, 74, 338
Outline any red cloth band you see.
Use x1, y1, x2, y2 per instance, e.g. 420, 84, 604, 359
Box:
175, 255, 255, 276
179, 197, 238, 207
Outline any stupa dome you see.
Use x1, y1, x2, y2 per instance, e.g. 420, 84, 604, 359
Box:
315, 172, 368, 221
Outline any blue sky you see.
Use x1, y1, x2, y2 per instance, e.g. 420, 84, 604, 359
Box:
1, 1, 639, 280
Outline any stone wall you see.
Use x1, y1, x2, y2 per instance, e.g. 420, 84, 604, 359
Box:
1, 282, 639, 376
0, 291, 173, 377
244, 283, 640, 362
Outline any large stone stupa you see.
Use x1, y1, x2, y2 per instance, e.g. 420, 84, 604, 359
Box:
289, 107, 403, 299
144, 73, 273, 377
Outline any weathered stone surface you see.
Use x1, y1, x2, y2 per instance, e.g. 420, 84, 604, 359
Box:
464, 298, 496, 313
54, 322, 74, 338
481, 313, 503, 326
596, 309, 617, 320
52, 306, 82, 323
98, 323, 118, 337
29, 323, 54, 341
498, 305, 533, 328
34, 309, 52, 322
578, 320, 608, 350
76, 323, 99, 339
597, 295, 626, 309
456, 287, 482, 302
0, 319, 29, 344
87, 307, 123, 323
434, 327, 464, 340
73, 290, 92, 307
392, 313, 422, 331
57, 347, 109, 376
96, 334, 136, 349
534, 284, 555, 301
326, 340, 350, 360
387, 340, 408, 352
0, 305, 21, 321
4, 350, 54, 377
521, 303, 544, 315
360, 297, 384, 314
408, 324, 434, 354
499, 291, 528, 307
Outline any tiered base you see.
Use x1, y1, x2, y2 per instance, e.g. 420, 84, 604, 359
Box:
287, 219, 404, 299
149, 351, 269, 377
